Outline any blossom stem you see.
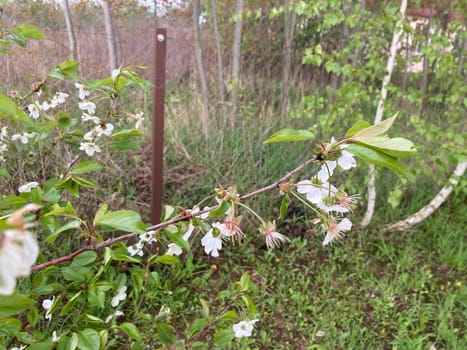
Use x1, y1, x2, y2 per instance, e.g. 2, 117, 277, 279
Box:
289, 190, 321, 216
236, 202, 266, 226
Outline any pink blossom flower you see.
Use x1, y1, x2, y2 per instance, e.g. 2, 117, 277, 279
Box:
322, 218, 352, 246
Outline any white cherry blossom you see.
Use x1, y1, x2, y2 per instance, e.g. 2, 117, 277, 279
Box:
79, 142, 101, 156
111, 286, 127, 307
232, 319, 259, 338
323, 218, 352, 246
166, 243, 183, 256
201, 227, 224, 257
18, 181, 39, 193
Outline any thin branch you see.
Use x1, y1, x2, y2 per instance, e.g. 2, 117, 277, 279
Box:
31, 155, 318, 272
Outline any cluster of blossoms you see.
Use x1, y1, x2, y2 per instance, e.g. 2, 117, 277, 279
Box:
75, 83, 110, 156
296, 138, 358, 246
127, 230, 157, 256
1, 90, 71, 162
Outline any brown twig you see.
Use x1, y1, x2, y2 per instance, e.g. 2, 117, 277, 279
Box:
31, 155, 319, 272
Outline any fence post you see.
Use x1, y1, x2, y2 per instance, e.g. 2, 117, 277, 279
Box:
151, 28, 167, 225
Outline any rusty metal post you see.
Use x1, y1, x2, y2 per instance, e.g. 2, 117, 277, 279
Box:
151, 28, 167, 224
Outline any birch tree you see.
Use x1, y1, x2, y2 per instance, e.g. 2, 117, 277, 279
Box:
280, 0, 297, 117
192, 0, 209, 134
60, 0, 78, 63
360, 0, 407, 227
102, 0, 118, 73
210, 0, 225, 105
229, 0, 244, 127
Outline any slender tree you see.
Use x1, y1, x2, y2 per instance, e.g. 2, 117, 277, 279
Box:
60, 0, 78, 63
385, 162, 467, 232
280, 0, 297, 117
102, 0, 118, 73
360, 0, 407, 227
229, 0, 244, 127
192, 0, 209, 135
210, 0, 225, 105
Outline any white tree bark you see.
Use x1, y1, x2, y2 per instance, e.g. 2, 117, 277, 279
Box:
60, 0, 78, 62
385, 162, 467, 232
360, 0, 407, 227
210, 0, 225, 105
102, 0, 118, 73
192, 0, 209, 135
281, 0, 297, 117
229, 0, 244, 127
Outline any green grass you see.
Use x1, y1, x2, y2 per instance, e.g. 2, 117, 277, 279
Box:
143, 193, 465, 349
113, 97, 466, 349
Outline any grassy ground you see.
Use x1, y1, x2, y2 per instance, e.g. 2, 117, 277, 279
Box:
131, 108, 466, 349
149, 184, 466, 349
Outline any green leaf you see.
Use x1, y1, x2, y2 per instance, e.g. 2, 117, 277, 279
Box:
72, 251, 97, 266
96, 210, 146, 234
109, 138, 141, 152
73, 176, 96, 188
213, 328, 234, 347
77, 329, 100, 350
15, 25, 46, 40
352, 115, 397, 138
346, 143, 413, 179
48, 59, 80, 81
46, 220, 82, 243
166, 231, 189, 250
0, 195, 28, 209
345, 120, 372, 137
118, 322, 142, 341
199, 298, 210, 319
70, 161, 102, 175
240, 273, 252, 292
0, 166, 11, 179
55, 177, 80, 197
0, 294, 35, 317
70, 332, 79, 350
27, 341, 53, 350
44, 202, 78, 218
148, 255, 180, 266
219, 310, 238, 321
241, 295, 257, 315
60, 291, 83, 315
84, 314, 104, 323
264, 128, 315, 143
353, 136, 417, 158
188, 318, 208, 338
93, 203, 108, 227
208, 201, 230, 218
0, 94, 32, 124
156, 322, 175, 345
279, 195, 290, 218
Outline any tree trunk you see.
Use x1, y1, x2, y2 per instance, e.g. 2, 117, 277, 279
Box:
60, 0, 78, 63
192, 0, 209, 135
102, 0, 118, 73
280, 0, 297, 117
360, 0, 407, 228
229, 0, 244, 127
210, 0, 225, 106
385, 162, 467, 232
418, 4, 434, 118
